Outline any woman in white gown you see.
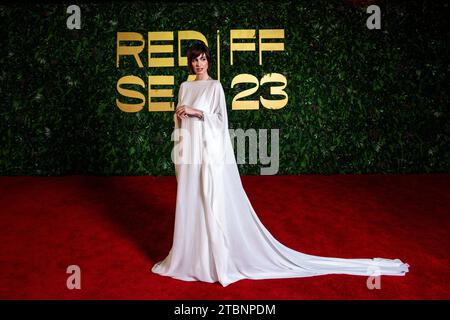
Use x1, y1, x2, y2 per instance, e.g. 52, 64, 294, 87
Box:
151, 42, 409, 287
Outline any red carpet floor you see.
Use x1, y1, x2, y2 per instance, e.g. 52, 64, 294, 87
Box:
0, 174, 449, 299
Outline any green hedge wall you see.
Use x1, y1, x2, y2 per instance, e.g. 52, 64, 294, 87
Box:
1, 0, 449, 175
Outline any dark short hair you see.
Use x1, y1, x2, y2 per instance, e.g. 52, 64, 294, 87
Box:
186, 42, 212, 75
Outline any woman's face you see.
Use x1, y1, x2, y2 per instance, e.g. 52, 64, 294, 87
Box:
191, 53, 209, 76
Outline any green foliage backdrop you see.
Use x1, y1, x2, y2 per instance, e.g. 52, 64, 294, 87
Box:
1, 0, 449, 175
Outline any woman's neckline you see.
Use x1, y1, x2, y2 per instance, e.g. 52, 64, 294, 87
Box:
193, 76, 213, 82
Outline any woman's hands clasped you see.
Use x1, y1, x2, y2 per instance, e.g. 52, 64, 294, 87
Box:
176, 105, 201, 121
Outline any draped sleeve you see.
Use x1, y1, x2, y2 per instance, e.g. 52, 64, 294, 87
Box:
173, 82, 185, 130
201, 81, 228, 127
172, 82, 186, 180
200, 81, 232, 165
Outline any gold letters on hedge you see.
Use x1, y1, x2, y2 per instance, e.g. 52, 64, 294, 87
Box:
116, 29, 286, 112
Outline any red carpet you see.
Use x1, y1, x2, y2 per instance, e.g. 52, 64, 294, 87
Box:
0, 174, 448, 299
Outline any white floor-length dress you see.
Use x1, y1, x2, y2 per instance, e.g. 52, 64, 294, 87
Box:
151, 79, 409, 287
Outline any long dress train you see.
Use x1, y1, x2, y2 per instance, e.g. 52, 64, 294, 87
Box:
151, 79, 409, 287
